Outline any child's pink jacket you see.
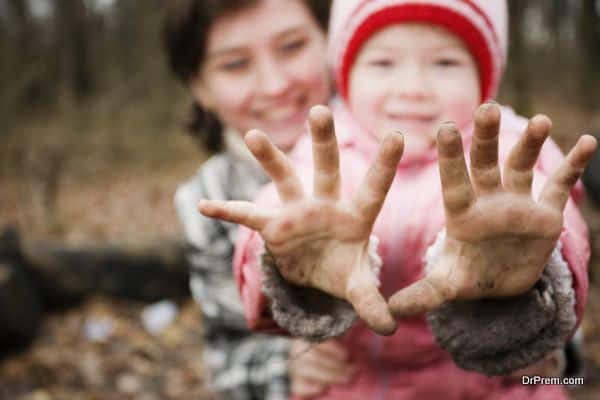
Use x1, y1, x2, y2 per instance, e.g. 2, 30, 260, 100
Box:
233, 100, 589, 400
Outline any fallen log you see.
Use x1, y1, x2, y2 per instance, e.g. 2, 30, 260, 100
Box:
22, 238, 191, 306
1, 226, 191, 314
0, 228, 41, 347
0, 226, 192, 352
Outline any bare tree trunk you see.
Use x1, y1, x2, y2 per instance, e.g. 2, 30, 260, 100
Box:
5, 0, 32, 52
115, 0, 137, 78
2, 0, 35, 123
547, 0, 568, 49
54, 0, 94, 98
580, 0, 600, 110
507, 0, 533, 115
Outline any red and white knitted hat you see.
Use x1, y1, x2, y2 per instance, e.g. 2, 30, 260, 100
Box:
329, 0, 508, 102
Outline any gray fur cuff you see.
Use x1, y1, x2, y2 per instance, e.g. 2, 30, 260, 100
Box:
259, 236, 382, 342
425, 231, 577, 376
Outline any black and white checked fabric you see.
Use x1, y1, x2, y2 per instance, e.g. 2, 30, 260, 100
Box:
175, 151, 291, 400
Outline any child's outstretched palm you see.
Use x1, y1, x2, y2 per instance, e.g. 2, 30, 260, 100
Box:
199, 106, 403, 335
389, 103, 597, 318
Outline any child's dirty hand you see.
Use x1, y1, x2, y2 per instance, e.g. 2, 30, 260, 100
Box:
199, 105, 404, 335
389, 102, 597, 318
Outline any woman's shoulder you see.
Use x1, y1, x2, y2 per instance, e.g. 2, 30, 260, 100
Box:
174, 153, 239, 208
175, 154, 230, 200
174, 154, 246, 244
175, 152, 266, 208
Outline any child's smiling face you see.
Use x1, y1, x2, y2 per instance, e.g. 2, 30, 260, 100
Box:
348, 23, 481, 160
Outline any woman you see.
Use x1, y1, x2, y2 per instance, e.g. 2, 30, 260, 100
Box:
164, 1, 354, 398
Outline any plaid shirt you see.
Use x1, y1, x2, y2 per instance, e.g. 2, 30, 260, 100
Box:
175, 150, 291, 400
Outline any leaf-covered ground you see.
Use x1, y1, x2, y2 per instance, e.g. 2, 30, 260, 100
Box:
0, 298, 210, 400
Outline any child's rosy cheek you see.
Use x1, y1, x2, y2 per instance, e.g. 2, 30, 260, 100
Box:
446, 99, 478, 128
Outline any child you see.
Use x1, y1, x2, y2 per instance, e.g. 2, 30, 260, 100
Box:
199, 0, 596, 398
165, 1, 357, 398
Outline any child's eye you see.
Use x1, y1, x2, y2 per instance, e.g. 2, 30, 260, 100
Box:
434, 58, 461, 67
368, 59, 394, 68
219, 58, 250, 72
280, 38, 307, 54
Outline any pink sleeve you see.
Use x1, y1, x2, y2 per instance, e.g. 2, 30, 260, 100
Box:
232, 186, 287, 333
559, 195, 590, 332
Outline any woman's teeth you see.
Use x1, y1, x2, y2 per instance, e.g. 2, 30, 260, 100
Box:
261, 105, 299, 122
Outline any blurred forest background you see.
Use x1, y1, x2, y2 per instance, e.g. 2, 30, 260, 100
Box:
0, 0, 600, 399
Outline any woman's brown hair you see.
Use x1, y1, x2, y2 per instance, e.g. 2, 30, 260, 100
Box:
164, 0, 331, 152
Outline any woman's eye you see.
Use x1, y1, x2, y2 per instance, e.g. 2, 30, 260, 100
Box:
219, 59, 249, 72
280, 38, 307, 54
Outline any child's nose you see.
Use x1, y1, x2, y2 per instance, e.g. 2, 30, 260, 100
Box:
392, 63, 430, 100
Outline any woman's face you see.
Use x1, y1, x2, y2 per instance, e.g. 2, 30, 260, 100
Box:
192, 0, 330, 152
